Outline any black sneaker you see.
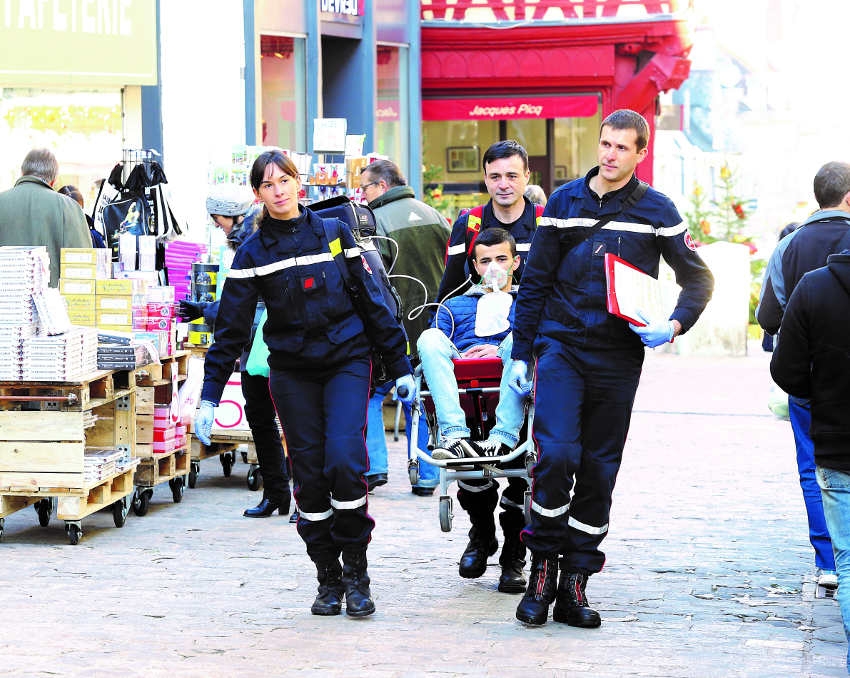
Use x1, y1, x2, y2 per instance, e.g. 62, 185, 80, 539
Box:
478, 438, 512, 457
431, 438, 484, 460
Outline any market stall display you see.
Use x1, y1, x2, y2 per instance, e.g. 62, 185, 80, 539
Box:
132, 351, 190, 515
0, 367, 141, 544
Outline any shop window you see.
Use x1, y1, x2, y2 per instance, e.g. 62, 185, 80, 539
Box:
260, 34, 306, 151
0, 89, 122, 206
423, 110, 601, 218
553, 113, 601, 187
375, 45, 408, 171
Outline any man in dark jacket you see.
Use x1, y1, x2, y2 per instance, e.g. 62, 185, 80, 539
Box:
436, 140, 540, 303
359, 159, 450, 495
509, 109, 714, 628
419, 228, 529, 593
0, 148, 91, 287
758, 160, 850, 593
770, 251, 850, 673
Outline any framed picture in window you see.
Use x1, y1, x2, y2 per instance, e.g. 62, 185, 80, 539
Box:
446, 146, 479, 173
554, 165, 568, 180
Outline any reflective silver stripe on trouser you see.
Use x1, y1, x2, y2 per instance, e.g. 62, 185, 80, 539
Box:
299, 508, 333, 522
226, 252, 336, 279
446, 243, 466, 256
500, 495, 524, 511
330, 495, 368, 510
530, 499, 570, 518
458, 480, 496, 492
568, 516, 608, 535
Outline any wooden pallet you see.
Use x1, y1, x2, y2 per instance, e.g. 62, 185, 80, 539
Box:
0, 396, 136, 490
134, 446, 190, 487
55, 461, 139, 521
134, 350, 189, 388
0, 368, 137, 412
0, 461, 139, 544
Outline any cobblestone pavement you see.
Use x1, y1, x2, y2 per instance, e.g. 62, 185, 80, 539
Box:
0, 345, 846, 677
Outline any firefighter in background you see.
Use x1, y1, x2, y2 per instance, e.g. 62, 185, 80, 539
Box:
435, 139, 542, 303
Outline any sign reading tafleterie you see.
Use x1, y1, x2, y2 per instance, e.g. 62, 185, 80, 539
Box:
320, 0, 364, 17
422, 95, 599, 121
0, 0, 156, 86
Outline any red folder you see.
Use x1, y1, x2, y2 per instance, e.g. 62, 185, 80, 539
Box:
604, 252, 664, 326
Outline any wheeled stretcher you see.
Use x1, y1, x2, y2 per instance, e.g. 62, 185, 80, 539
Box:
407, 356, 536, 532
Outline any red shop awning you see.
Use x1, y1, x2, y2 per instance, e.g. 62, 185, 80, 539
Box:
422, 94, 599, 121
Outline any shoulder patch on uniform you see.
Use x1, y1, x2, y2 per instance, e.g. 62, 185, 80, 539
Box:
684, 232, 698, 251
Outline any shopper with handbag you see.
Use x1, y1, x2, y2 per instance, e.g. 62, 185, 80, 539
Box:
179, 184, 294, 520
194, 149, 415, 617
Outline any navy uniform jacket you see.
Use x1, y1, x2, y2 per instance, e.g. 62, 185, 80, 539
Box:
436, 197, 539, 303
512, 168, 714, 362
201, 207, 411, 405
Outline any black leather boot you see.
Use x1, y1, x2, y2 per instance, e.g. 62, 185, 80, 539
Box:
243, 494, 290, 518
497, 534, 527, 594
553, 570, 601, 628
310, 558, 344, 616
341, 548, 375, 617
515, 552, 558, 625
459, 525, 498, 579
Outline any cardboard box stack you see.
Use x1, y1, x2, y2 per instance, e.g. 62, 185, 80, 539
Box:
57, 247, 182, 368
0, 246, 46, 380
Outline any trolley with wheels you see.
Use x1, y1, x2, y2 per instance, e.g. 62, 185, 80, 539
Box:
189, 428, 260, 490
408, 357, 536, 532
0, 368, 141, 544
132, 351, 191, 516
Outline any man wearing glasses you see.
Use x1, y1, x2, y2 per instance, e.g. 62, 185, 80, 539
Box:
359, 159, 451, 496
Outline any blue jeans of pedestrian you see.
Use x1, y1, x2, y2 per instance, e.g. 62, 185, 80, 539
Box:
815, 465, 850, 673
416, 329, 525, 448
789, 397, 835, 570
365, 381, 438, 488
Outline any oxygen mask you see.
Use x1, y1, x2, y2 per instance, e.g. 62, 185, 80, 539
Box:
481, 261, 509, 292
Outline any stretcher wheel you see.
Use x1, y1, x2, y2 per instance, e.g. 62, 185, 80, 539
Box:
525, 450, 536, 477
220, 451, 234, 477
241, 449, 249, 464
112, 497, 129, 527
35, 498, 52, 527
408, 461, 419, 486
188, 461, 200, 488
133, 489, 152, 516
169, 476, 185, 503
439, 496, 453, 532
247, 465, 262, 491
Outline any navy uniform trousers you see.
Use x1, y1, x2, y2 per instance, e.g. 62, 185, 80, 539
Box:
240, 371, 290, 504
268, 357, 373, 563
522, 337, 643, 573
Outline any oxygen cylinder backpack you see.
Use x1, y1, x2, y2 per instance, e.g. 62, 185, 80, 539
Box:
312, 195, 406, 390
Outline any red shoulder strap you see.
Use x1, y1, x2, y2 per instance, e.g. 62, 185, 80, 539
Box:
465, 205, 485, 257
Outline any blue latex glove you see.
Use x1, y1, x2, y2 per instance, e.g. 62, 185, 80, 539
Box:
507, 360, 532, 395
629, 312, 675, 348
194, 400, 216, 446
394, 374, 417, 405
